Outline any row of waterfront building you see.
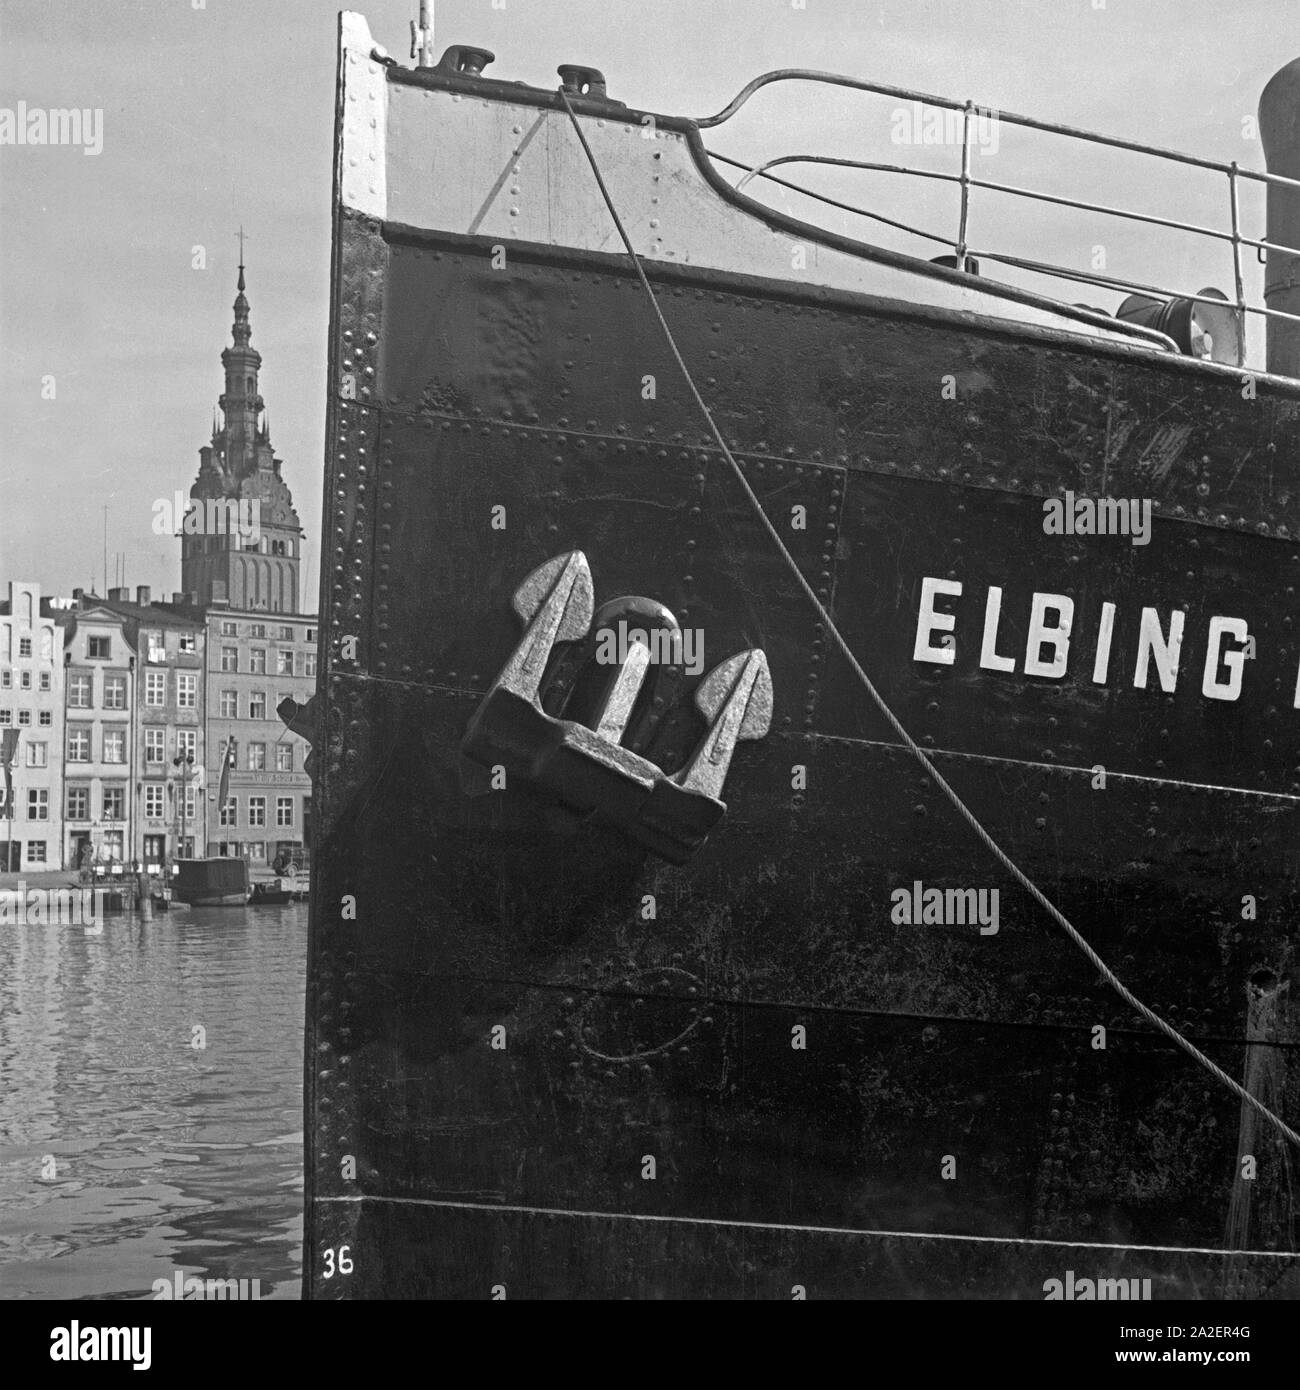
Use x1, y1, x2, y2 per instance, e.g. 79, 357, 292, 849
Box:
2, 253, 319, 873
0, 580, 317, 872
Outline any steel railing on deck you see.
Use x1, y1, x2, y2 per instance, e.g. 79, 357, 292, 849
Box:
697, 69, 1300, 369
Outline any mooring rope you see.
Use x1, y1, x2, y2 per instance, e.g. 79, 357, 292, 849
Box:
556, 85, 1300, 1153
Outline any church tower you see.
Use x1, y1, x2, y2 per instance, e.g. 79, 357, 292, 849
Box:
180, 247, 303, 612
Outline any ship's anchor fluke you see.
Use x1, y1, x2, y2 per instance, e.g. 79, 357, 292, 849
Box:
680, 648, 773, 800
505, 550, 595, 698
461, 550, 772, 864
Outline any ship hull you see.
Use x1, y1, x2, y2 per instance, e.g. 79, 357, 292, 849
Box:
304, 20, 1300, 1299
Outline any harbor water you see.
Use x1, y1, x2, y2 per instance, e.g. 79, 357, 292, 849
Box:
0, 892, 304, 1300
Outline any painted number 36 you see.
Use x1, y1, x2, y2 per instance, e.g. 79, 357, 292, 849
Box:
323, 1245, 353, 1279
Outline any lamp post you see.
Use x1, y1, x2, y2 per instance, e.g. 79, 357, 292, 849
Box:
172, 751, 196, 860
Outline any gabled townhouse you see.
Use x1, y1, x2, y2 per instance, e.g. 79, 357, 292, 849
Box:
59, 594, 136, 869
0, 580, 65, 870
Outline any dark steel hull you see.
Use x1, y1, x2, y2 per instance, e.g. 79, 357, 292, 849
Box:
305, 29, 1300, 1299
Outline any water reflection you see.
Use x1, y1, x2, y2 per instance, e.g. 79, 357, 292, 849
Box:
0, 902, 304, 1300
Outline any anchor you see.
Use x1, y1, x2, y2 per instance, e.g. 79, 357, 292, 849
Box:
462, 551, 772, 864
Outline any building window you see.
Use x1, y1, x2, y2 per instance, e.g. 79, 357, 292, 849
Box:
19, 670, 31, 690
176, 729, 197, 760
17, 710, 31, 726
176, 672, 197, 709
104, 675, 127, 710
220, 796, 238, 828
103, 729, 126, 764
102, 786, 125, 821
248, 796, 266, 827
179, 632, 196, 654
145, 728, 166, 764
26, 742, 47, 768
0, 670, 9, 689
67, 786, 89, 820
250, 648, 266, 675
275, 743, 293, 772
38, 671, 50, 692
144, 632, 166, 663
0, 709, 9, 726
276, 796, 294, 828
38, 709, 51, 727
26, 841, 47, 864
144, 671, 165, 706
87, 636, 111, 660
250, 624, 266, 639
306, 628, 317, 644
183, 786, 198, 821
274, 650, 292, 676
27, 789, 48, 820
249, 691, 266, 719
305, 652, 317, 678
68, 674, 92, 707
248, 742, 266, 771
221, 646, 239, 673
249, 840, 267, 861
220, 620, 238, 637
18, 637, 32, 658
144, 784, 165, 819
102, 829, 124, 860
67, 727, 90, 761
220, 689, 238, 718
278, 625, 295, 641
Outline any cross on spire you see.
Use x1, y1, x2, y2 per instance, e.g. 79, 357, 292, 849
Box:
236, 226, 246, 291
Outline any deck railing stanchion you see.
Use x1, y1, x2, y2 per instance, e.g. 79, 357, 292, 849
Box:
956, 100, 973, 271
1229, 162, 1247, 367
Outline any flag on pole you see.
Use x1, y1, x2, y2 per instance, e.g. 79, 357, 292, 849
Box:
0, 729, 19, 820
216, 737, 235, 815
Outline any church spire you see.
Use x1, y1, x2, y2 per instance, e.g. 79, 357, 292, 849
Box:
232, 231, 252, 347
212, 229, 265, 480
184, 227, 302, 613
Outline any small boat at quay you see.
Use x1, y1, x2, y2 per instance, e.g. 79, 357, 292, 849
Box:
172, 857, 251, 908
250, 877, 308, 906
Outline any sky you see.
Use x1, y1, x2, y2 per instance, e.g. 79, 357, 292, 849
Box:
2, 0, 1298, 607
